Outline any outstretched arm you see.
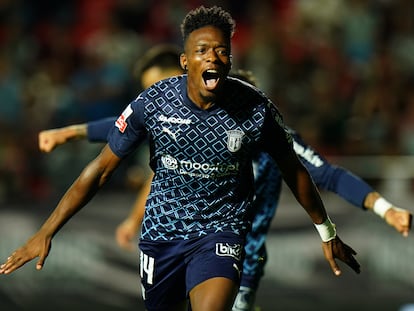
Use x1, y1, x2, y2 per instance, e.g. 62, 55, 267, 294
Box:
291, 132, 412, 237
0, 145, 121, 274
38, 117, 117, 152
39, 124, 88, 152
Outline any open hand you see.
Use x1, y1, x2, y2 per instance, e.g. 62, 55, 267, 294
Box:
0, 233, 51, 275
321, 235, 360, 276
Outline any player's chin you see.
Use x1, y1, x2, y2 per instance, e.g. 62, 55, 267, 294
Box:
200, 87, 218, 101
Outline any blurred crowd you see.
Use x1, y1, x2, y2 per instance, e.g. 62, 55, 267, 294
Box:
0, 0, 414, 203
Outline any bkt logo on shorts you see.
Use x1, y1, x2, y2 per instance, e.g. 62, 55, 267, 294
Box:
215, 243, 242, 260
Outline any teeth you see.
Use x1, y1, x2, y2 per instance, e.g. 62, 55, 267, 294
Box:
206, 69, 218, 74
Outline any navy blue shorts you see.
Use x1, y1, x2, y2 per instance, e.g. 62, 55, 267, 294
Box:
139, 232, 245, 311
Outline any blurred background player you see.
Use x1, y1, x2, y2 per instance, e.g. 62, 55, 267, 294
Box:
38, 50, 412, 311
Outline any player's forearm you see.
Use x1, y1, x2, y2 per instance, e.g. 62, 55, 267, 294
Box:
293, 170, 328, 224
39, 124, 88, 152
127, 195, 147, 228
62, 124, 87, 139
61, 124, 88, 141
363, 191, 381, 210
312, 165, 374, 209
286, 168, 339, 242
282, 161, 328, 224
39, 153, 112, 237
364, 191, 394, 218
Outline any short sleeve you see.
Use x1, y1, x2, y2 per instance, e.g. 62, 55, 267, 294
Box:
108, 99, 147, 158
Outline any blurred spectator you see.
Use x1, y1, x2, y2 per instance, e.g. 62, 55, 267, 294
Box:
69, 40, 130, 122
398, 80, 414, 155
389, 0, 414, 77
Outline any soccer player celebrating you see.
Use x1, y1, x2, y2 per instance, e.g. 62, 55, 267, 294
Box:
1, 6, 360, 311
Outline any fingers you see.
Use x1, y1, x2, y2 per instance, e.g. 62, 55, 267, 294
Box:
1, 235, 51, 275
38, 131, 57, 153
341, 244, 361, 274
397, 210, 412, 236
0, 250, 32, 274
116, 235, 134, 251
115, 219, 138, 252
389, 209, 413, 237
328, 259, 342, 276
38, 132, 49, 152
35, 249, 50, 271
115, 228, 134, 251
39, 139, 54, 153
322, 237, 361, 276
403, 213, 413, 237
322, 242, 341, 276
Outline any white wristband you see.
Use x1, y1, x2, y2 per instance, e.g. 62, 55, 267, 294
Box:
314, 217, 336, 242
373, 197, 393, 218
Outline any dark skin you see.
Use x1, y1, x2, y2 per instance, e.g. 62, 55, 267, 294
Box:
0, 25, 360, 311
180, 26, 232, 110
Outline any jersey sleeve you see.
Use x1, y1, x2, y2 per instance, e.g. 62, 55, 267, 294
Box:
107, 98, 147, 159
87, 117, 117, 142
291, 131, 374, 209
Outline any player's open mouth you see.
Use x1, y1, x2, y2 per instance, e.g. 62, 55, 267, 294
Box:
202, 69, 220, 90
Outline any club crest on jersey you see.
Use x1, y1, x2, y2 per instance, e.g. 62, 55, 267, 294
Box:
116, 104, 133, 133
226, 130, 244, 152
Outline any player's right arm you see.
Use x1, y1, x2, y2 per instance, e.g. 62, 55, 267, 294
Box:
0, 144, 121, 274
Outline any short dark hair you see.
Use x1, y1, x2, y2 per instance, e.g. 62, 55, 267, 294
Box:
180, 6, 235, 44
133, 44, 181, 79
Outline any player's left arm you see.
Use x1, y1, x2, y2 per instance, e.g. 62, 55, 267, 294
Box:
274, 142, 360, 275
261, 107, 360, 275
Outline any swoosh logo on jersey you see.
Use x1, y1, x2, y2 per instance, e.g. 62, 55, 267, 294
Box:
233, 263, 241, 278
162, 127, 178, 141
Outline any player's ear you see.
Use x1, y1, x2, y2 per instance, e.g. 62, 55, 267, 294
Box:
180, 53, 187, 71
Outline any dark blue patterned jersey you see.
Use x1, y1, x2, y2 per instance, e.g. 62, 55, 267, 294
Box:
107, 74, 293, 241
